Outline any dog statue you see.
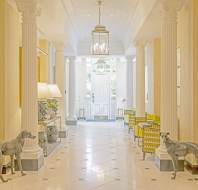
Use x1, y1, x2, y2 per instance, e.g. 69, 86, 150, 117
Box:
0, 130, 36, 183
161, 132, 198, 179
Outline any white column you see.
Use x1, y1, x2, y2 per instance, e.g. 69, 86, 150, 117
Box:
49, 42, 56, 84
55, 43, 66, 129
155, 0, 184, 171
145, 43, 154, 114
66, 57, 77, 125
133, 61, 136, 109
16, 0, 43, 170
135, 43, 145, 117
160, 0, 183, 139
126, 56, 134, 110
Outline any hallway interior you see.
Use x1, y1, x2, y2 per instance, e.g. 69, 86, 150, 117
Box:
1, 0, 198, 189
1, 122, 198, 190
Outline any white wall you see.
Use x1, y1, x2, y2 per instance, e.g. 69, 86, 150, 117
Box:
133, 61, 136, 109
5, 1, 21, 140
64, 57, 69, 119
116, 59, 127, 109
48, 43, 56, 84
126, 57, 134, 109
178, 6, 193, 141
75, 58, 87, 117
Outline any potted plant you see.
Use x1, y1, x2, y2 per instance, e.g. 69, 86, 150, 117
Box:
47, 99, 58, 119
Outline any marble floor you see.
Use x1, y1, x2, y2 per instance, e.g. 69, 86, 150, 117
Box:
1, 121, 198, 190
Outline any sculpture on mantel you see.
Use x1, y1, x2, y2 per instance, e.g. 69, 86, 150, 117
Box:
161, 132, 198, 180
0, 130, 35, 183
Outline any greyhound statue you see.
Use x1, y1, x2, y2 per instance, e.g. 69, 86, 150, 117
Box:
0, 130, 36, 183
161, 132, 198, 179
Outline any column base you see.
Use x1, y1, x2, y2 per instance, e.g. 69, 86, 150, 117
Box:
15, 146, 44, 171
155, 148, 184, 171
185, 154, 198, 174
66, 118, 77, 125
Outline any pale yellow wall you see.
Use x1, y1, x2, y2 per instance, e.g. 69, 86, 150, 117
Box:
192, 0, 198, 143
178, 5, 192, 141
39, 39, 49, 82
184, 0, 198, 164
178, 0, 198, 144
4, 1, 21, 140
0, 1, 21, 140
0, 0, 6, 140
152, 38, 161, 116
65, 60, 69, 117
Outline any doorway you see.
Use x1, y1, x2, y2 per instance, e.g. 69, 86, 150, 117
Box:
86, 58, 117, 121
91, 72, 111, 120
76, 56, 127, 121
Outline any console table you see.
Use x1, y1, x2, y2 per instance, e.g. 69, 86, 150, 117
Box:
38, 116, 62, 157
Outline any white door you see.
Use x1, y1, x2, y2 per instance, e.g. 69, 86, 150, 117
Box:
91, 73, 110, 120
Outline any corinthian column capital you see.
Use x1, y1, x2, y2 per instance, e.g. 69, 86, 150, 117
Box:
161, 0, 185, 24
68, 56, 76, 63
161, 0, 184, 12
55, 42, 65, 53
126, 55, 133, 64
134, 41, 145, 48
15, 0, 41, 20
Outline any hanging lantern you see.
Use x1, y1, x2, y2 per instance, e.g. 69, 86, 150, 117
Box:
91, 1, 110, 55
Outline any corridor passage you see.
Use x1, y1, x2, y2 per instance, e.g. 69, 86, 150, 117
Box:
1, 122, 198, 190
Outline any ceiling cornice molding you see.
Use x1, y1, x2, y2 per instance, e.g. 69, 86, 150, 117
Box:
124, 0, 159, 50
54, 42, 65, 52
6, 0, 18, 11
37, 27, 48, 39
125, 0, 139, 42
60, 0, 78, 40
161, 0, 185, 12
60, 0, 79, 54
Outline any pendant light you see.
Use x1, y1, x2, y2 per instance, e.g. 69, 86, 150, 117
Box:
91, 0, 110, 55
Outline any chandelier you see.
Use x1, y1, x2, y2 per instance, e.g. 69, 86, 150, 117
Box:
91, 0, 110, 55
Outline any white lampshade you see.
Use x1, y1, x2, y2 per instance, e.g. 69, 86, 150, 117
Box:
48, 84, 62, 98
38, 83, 52, 99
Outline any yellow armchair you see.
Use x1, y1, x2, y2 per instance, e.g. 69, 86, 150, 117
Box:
133, 117, 147, 142
124, 109, 135, 126
142, 122, 160, 160
134, 114, 160, 146
128, 112, 136, 133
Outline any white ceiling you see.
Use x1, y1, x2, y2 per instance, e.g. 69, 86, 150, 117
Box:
70, 0, 138, 42
38, 0, 138, 55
